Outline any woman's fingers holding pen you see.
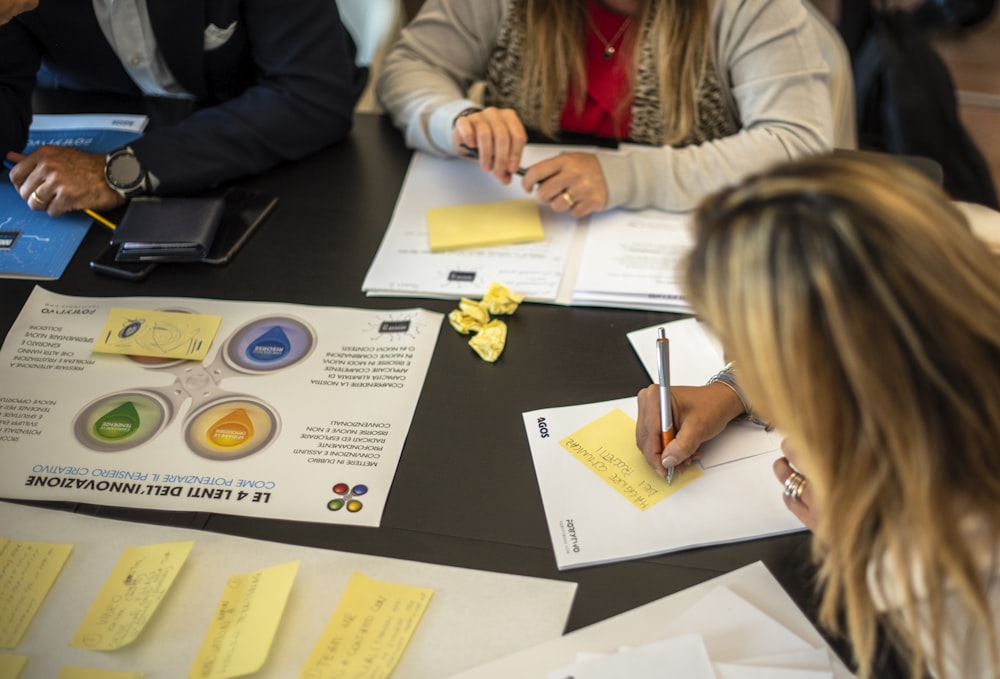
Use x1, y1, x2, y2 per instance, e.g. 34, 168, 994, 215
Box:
451, 107, 527, 183
636, 383, 747, 478
523, 152, 608, 218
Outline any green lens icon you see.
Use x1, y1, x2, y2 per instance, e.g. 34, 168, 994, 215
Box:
74, 391, 170, 452
93, 401, 141, 440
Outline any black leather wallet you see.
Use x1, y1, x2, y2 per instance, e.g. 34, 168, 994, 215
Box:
112, 196, 225, 262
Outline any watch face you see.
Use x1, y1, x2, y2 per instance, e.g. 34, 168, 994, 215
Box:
108, 151, 144, 190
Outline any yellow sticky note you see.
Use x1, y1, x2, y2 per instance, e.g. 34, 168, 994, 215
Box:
57, 668, 143, 679
299, 572, 433, 679
559, 409, 702, 510
71, 541, 194, 650
0, 654, 28, 679
0, 539, 73, 648
427, 199, 544, 252
190, 561, 299, 679
93, 308, 222, 360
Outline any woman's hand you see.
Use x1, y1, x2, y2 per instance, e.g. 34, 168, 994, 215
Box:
521, 152, 608, 218
635, 382, 746, 479
451, 107, 528, 185
772, 440, 819, 532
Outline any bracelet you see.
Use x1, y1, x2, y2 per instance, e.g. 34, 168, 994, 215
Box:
452, 106, 482, 128
707, 362, 770, 429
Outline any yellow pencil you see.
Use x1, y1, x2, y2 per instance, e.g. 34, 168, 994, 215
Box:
84, 209, 117, 231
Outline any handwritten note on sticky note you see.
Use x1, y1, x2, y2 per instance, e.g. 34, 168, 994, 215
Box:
93, 308, 222, 360
190, 561, 299, 679
0, 538, 73, 648
0, 654, 28, 678
560, 409, 702, 510
427, 199, 544, 252
71, 541, 194, 650
299, 572, 433, 679
57, 668, 143, 679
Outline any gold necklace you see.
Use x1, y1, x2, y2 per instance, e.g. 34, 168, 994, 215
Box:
586, 13, 631, 60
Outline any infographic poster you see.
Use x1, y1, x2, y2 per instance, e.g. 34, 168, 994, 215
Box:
0, 288, 443, 526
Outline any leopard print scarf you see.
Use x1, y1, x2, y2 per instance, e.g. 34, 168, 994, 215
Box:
484, 0, 737, 147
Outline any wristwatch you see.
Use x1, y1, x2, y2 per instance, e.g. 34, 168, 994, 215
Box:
104, 146, 148, 198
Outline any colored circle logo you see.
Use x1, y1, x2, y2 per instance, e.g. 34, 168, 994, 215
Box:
74, 391, 171, 452
184, 397, 279, 460
326, 482, 368, 513
223, 316, 316, 373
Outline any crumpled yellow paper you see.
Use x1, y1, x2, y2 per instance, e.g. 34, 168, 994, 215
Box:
481, 282, 525, 315
448, 298, 490, 335
468, 319, 507, 363
449, 282, 523, 362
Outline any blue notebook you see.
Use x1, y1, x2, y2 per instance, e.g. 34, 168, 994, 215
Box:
1, 114, 148, 280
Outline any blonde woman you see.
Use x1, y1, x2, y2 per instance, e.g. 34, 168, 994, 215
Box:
641, 154, 1000, 678
376, 0, 834, 216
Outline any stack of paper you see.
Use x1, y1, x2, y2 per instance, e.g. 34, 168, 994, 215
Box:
362, 148, 693, 312
551, 585, 839, 678
522, 318, 802, 569
445, 561, 853, 679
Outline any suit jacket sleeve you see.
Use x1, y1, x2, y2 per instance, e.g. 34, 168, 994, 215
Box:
0, 19, 42, 159
133, 0, 364, 194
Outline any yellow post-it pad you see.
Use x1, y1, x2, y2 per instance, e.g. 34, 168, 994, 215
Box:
559, 409, 702, 510
93, 308, 222, 361
0, 654, 28, 678
299, 572, 433, 679
426, 199, 544, 252
190, 561, 299, 679
0, 539, 73, 648
71, 541, 194, 650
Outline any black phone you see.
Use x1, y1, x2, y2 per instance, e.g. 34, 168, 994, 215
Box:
202, 187, 279, 265
90, 187, 277, 278
89, 243, 158, 280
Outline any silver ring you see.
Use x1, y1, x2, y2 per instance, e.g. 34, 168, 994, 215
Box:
29, 190, 50, 206
783, 471, 807, 501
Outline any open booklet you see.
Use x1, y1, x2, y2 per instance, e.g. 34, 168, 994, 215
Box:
362, 148, 692, 312
522, 317, 803, 570
0, 114, 148, 280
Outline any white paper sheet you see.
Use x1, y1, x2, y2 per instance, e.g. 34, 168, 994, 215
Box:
362, 149, 697, 312
524, 396, 802, 569
571, 208, 692, 312
549, 634, 716, 679
0, 500, 577, 679
362, 148, 580, 301
0, 288, 442, 527
445, 561, 853, 679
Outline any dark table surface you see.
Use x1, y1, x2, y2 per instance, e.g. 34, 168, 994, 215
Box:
1, 111, 840, 659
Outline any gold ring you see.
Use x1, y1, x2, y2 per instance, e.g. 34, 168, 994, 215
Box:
561, 191, 575, 207
29, 190, 50, 206
782, 471, 807, 501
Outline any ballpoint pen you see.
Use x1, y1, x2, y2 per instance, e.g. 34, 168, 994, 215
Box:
459, 144, 528, 176
656, 327, 677, 484
5, 158, 117, 230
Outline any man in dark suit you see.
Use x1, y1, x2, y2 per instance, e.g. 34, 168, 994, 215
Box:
1, 0, 365, 215
0, 0, 37, 24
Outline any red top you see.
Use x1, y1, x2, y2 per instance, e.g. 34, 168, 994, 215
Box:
559, 0, 633, 139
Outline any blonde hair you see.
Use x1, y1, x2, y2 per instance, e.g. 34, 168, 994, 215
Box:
684, 154, 1000, 679
521, 0, 710, 142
